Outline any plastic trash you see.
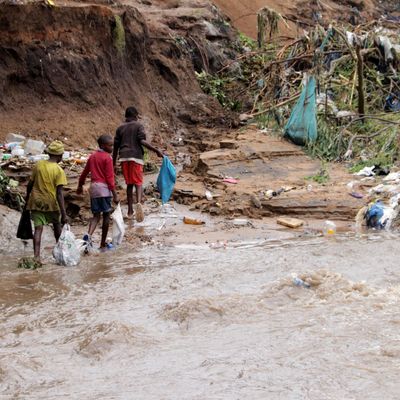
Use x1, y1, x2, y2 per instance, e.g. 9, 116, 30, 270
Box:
365, 202, 396, 229
209, 240, 227, 249
384, 93, 400, 112
112, 203, 125, 246
293, 277, 311, 288
233, 218, 251, 226
383, 172, 400, 182
16, 210, 33, 240
205, 190, 213, 201
79, 234, 98, 255
6, 133, 25, 143
28, 154, 49, 162
183, 216, 205, 225
11, 146, 25, 157
324, 220, 336, 236
355, 166, 375, 176
24, 139, 45, 155
156, 156, 176, 204
349, 192, 363, 199
53, 224, 80, 266
6, 142, 22, 151
160, 203, 177, 215
376, 36, 394, 62
223, 177, 238, 184
284, 75, 317, 145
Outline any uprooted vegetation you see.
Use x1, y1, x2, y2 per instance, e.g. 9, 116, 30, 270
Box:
196, 16, 400, 171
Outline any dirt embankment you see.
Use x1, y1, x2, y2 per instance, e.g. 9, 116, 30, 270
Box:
212, 0, 385, 39
0, 1, 238, 146
0, 0, 395, 147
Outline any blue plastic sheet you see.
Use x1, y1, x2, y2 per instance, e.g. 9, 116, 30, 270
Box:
365, 201, 385, 229
284, 75, 317, 146
157, 156, 176, 204
384, 93, 400, 112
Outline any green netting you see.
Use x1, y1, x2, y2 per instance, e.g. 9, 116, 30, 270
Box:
284, 75, 317, 146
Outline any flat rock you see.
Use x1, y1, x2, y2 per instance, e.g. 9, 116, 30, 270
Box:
277, 217, 304, 228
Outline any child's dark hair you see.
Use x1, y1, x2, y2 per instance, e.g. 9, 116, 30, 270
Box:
125, 106, 139, 119
97, 134, 113, 147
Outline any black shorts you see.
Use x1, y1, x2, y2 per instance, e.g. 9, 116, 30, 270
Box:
90, 197, 112, 214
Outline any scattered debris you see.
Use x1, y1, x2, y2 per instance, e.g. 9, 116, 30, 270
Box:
17, 257, 42, 270
183, 216, 205, 225
324, 220, 337, 235
205, 190, 213, 201
349, 192, 364, 199
209, 240, 227, 249
233, 218, 252, 227
250, 194, 261, 208
277, 217, 304, 229
0, 167, 24, 211
223, 177, 238, 184
355, 166, 375, 177
293, 277, 311, 289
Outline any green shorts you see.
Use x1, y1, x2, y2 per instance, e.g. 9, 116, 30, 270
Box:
31, 211, 61, 227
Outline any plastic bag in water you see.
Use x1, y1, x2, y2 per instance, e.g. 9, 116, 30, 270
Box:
53, 224, 80, 266
112, 203, 125, 246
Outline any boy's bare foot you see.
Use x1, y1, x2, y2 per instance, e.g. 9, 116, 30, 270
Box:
126, 213, 134, 220
135, 203, 144, 222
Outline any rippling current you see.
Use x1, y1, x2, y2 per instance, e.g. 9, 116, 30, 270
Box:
1, 234, 400, 399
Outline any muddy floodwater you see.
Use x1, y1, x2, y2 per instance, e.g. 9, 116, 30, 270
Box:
1, 231, 400, 399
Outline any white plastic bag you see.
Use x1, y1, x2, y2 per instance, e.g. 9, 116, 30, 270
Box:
112, 203, 125, 246
53, 224, 81, 266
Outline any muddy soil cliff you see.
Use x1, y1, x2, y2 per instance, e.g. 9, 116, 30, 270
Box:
0, 2, 237, 145
213, 0, 392, 39
1, 0, 396, 146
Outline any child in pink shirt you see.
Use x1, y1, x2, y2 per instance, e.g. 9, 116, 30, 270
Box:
77, 135, 119, 250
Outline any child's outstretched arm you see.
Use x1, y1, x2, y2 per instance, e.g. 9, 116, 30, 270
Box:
140, 139, 163, 158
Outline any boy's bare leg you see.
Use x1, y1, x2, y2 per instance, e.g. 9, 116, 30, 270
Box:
53, 222, 62, 242
127, 184, 134, 218
134, 185, 144, 222
100, 212, 110, 248
135, 185, 143, 204
33, 226, 43, 261
88, 213, 101, 236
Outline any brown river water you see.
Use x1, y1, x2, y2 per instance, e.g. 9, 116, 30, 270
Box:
1, 225, 400, 399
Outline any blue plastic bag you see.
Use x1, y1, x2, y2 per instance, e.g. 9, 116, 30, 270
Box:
384, 93, 400, 112
157, 156, 176, 204
284, 75, 317, 146
365, 200, 385, 229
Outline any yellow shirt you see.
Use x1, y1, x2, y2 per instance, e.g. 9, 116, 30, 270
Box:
27, 160, 67, 212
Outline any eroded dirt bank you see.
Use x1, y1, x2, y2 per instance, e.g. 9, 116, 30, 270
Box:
0, 1, 237, 144
213, 0, 397, 39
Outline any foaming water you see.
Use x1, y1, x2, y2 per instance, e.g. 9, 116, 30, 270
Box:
1, 233, 400, 399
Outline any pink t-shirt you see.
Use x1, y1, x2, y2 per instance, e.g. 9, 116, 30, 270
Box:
79, 150, 115, 198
